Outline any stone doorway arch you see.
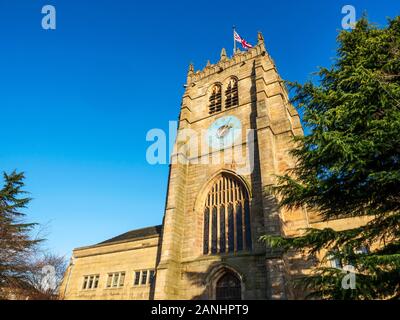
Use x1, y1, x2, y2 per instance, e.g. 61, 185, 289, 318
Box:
215, 272, 241, 300
206, 264, 244, 300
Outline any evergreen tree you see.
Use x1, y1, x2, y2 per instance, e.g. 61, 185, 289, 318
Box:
0, 171, 42, 298
262, 17, 400, 299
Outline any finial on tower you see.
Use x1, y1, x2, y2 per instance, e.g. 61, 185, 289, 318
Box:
188, 62, 194, 76
257, 31, 264, 44
220, 48, 227, 61
206, 60, 211, 67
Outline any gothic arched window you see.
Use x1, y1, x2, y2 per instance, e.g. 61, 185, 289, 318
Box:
209, 84, 222, 114
215, 272, 241, 300
203, 174, 252, 255
225, 78, 238, 109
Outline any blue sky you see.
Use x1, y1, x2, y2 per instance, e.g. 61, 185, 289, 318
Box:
0, 0, 398, 257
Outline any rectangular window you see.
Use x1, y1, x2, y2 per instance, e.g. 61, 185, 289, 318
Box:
355, 246, 369, 254
82, 276, 88, 290
88, 276, 94, 289
134, 271, 141, 285
330, 258, 342, 269
106, 274, 112, 288
119, 272, 125, 287
141, 270, 148, 285
107, 272, 125, 288
82, 275, 100, 290
93, 275, 99, 289
112, 273, 119, 287
328, 251, 342, 269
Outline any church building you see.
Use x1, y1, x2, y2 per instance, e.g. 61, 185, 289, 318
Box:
59, 33, 367, 300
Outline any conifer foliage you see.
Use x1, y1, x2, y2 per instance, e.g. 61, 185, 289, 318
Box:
0, 171, 42, 298
262, 17, 400, 299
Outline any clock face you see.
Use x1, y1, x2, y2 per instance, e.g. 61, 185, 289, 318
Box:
206, 115, 242, 150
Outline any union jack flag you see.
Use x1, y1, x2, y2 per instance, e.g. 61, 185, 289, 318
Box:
234, 30, 253, 49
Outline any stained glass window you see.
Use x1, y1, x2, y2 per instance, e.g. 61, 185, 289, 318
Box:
203, 174, 252, 254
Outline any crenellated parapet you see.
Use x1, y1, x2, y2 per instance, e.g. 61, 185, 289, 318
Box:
186, 32, 270, 84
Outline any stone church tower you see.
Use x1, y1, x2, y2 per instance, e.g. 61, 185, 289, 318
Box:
60, 32, 318, 300
153, 32, 305, 300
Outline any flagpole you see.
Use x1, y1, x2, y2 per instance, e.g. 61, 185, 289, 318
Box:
233, 25, 236, 56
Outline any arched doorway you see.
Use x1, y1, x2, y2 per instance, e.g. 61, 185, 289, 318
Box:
215, 272, 241, 300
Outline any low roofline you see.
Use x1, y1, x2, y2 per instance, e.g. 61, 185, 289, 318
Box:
73, 225, 162, 252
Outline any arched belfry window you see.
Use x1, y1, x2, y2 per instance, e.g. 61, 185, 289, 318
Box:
203, 174, 252, 255
209, 84, 222, 114
225, 78, 238, 109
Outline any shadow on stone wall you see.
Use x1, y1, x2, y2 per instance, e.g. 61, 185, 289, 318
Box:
149, 223, 164, 300
182, 261, 248, 300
